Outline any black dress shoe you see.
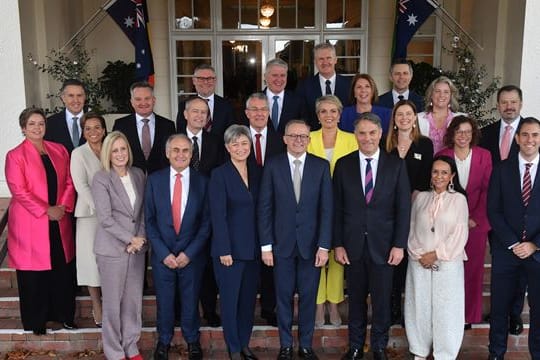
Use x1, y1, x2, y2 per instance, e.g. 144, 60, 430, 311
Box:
298, 347, 318, 359
62, 322, 78, 330
372, 349, 387, 360
341, 347, 363, 360
241, 347, 258, 360
464, 323, 472, 330
204, 312, 222, 327
188, 341, 203, 360
261, 311, 278, 327
154, 342, 170, 360
508, 315, 523, 335
32, 328, 46, 336
277, 346, 293, 360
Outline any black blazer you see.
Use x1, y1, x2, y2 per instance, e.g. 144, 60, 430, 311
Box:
488, 155, 540, 262
113, 113, 176, 174
185, 131, 225, 177
296, 73, 351, 130
388, 136, 433, 192
45, 109, 86, 153
377, 90, 425, 113
248, 126, 285, 166
176, 94, 236, 141
333, 150, 411, 264
479, 118, 523, 164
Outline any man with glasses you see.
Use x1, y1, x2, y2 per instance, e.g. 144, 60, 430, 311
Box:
258, 120, 332, 360
176, 64, 236, 139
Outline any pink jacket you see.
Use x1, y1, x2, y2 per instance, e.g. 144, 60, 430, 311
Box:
5, 139, 76, 270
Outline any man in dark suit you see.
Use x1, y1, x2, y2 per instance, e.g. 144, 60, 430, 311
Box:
181, 96, 223, 327
176, 64, 236, 140
487, 117, 540, 360
44, 79, 87, 153
376, 59, 424, 112
333, 113, 411, 360
145, 134, 211, 360
480, 85, 527, 335
258, 120, 332, 360
113, 81, 176, 174
296, 43, 351, 130
245, 92, 285, 326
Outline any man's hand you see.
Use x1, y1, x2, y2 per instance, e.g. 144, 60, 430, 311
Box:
220, 255, 233, 267
315, 249, 329, 267
513, 242, 538, 259
387, 247, 404, 266
334, 246, 350, 265
176, 252, 190, 268
47, 205, 65, 221
262, 250, 274, 267
163, 254, 178, 269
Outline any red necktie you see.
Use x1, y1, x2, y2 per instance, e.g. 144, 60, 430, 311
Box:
203, 98, 213, 132
255, 133, 263, 166
522, 163, 532, 241
172, 173, 182, 234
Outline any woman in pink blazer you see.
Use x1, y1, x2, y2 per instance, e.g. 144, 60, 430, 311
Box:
436, 115, 492, 326
5, 107, 76, 335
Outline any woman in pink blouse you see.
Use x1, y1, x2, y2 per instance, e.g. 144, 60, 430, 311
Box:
404, 155, 469, 360
417, 76, 464, 153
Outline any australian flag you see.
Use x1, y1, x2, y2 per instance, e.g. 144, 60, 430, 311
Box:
105, 0, 155, 84
392, 0, 437, 60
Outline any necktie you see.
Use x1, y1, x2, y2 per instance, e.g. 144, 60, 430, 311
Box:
398, 95, 404, 101
292, 159, 302, 203
325, 79, 332, 95
141, 118, 151, 160
522, 163, 532, 240
191, 136, 200, 171
203, 98, 213, 132
255, 133, 263, 166
500, 125, 512, 160
271, 95, 280, 130
172, 173, 182, 234
71, 117, 80, 147
365, 158, 374, 204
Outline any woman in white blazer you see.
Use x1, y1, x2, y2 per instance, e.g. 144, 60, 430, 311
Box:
70, 112, 106, 327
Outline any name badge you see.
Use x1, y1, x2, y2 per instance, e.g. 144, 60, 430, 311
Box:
414, 153, 422, 160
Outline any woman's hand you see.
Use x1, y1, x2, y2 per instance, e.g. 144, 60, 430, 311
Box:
130, 236, 146, 252
418, 251, 438, 269
468, 218, 477, 228
47, 205, 65, 221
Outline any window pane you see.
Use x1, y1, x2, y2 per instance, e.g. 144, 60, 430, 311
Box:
174, 0, 211, 29
176, 41, 212, 58
328, 39, 361, 74
175, 40, 212, 100
344, 0, 362, 28
221, 0, 239, 28
275, 40, 315, 90
279, 0, 296, 28
298, 0, 315, 28
408, 38, 435, 65
177, 76, 194, 94
327, 0, 362, 28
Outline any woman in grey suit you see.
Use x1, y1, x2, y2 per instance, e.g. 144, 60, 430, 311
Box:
92, 131, 147, 360
70, 112, 106, 327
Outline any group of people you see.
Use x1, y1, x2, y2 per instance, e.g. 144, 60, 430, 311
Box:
4, 41, 539, 360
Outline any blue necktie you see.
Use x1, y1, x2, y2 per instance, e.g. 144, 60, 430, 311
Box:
325, 79, 332, 95
365, 158, 373, 204
271, 95, 279, 130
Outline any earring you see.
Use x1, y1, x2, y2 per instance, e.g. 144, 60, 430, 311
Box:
448, 180, 456, 193
412, 123, 416, 128
393, 125, 397, 130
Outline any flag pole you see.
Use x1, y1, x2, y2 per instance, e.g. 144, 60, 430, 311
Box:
430, 0, 484, 51
60, 0, 117, 52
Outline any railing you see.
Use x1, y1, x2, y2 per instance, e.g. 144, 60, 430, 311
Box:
0, 206, 8, 265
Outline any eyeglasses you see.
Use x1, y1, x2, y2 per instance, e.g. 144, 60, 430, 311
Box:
285, 134, 310, 141
246, 107, 269, 112
455, 130, 472, 136
194, 76, 216, 82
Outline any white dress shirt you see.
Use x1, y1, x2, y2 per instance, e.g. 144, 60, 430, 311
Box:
169, 166, 190, 222
319, 73, 336, 95
250, 126, 268, 163
186, 128, 203, 157
392, 89, 411, 104
359, 148, 380, 195
66, 109, 83, 141
266, 89, 284, 122
498, 117, 520, 148
518, 152, 539, 190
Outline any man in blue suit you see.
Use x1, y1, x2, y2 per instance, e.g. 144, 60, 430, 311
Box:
487, 117, 540, 360
145, 134, 211, 360
376, 59, 424, 112
258, 120, 333, 360
333, 113, 410, 360
296, 43, 351, 130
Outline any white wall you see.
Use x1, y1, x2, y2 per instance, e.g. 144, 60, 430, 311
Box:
0, 1, 27, 197
520, 0, 540, 117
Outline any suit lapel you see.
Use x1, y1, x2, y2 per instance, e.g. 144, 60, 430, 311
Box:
350, 152, 367, 204
279, 155, 297, 204
127, 115, 145, 159
111, 171, 134, 215
131, 169, 144, 220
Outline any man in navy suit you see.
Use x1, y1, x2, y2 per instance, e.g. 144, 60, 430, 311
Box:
145, 134, 211, 360
487, 117, 540, 360
376, 59, 424, 112
480, 85, 527, 335
45, 79, 87, 153
176, 64, 236, 140
245, 92, 285, 326
333, 113, 411, 360
113, 81, 176, 174
258, 120, 332, 360
296, 43, 351, 130
181, 96, 224, 327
